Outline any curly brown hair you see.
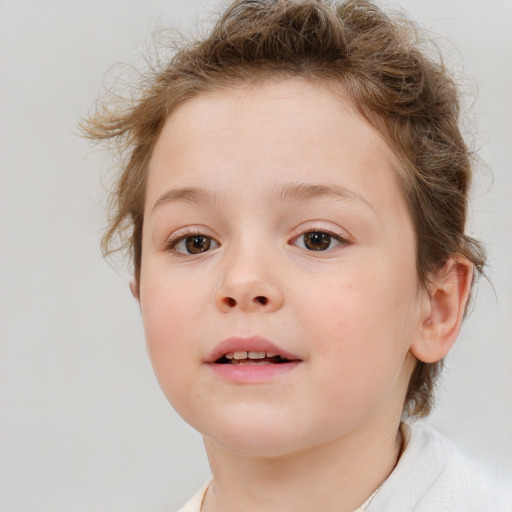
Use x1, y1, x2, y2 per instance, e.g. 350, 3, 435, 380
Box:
83, 0, 485, 418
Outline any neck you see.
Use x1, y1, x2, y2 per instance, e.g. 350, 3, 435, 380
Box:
201, 418, 403, 512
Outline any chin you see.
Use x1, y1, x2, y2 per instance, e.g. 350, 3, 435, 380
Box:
208, 431, 302, 458
200, 410, 310, 458
209, 420, 355, 461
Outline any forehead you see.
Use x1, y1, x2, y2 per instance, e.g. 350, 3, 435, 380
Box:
147, 78, 403, 213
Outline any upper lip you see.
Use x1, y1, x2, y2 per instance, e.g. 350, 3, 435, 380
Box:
205, 336, 301, 363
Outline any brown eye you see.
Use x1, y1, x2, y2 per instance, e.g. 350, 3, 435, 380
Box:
185, 235, 212, 254
169, 233, 219, 255
304, 232, 332, 251
294, 231, 343, 252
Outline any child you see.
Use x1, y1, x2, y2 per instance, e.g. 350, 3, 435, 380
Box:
84, 0, 512, 510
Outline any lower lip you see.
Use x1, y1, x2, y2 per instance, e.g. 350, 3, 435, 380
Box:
207, 361, 301, 383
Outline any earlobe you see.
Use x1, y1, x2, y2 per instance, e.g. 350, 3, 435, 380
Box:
411, 256, 473, 364
129, 281, 140, 302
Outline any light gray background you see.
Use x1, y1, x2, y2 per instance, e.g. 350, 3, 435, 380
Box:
1, 1, 511, 511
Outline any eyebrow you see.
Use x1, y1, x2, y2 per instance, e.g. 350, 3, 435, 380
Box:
152, 186, 224, 212
274, 183, 376, 213
151, 182, 375, 214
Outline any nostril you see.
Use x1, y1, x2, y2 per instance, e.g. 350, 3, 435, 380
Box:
223, 297, 237, 308
255, 296, 268, 305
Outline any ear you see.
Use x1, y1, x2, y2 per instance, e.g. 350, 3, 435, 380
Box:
129, 280, 140, 302
411, 256, 473, 364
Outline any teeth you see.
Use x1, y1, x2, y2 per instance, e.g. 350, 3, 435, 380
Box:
223, 351, 279, 361
230, 359, 269, 365
248, 351, 266, 359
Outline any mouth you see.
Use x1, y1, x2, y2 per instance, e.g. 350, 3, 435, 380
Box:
215, 351, 294, 365
205, 336, 301, 366
206, 337, 301, 383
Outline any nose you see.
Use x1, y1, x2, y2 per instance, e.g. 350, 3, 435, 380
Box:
214, 252, 285, 313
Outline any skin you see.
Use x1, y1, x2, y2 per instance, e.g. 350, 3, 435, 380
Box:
134, 78, 473, 512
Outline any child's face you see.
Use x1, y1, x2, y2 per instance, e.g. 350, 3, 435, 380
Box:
138, 78, 425, 457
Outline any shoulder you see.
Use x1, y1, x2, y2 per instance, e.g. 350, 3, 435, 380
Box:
368, 422, 512, 512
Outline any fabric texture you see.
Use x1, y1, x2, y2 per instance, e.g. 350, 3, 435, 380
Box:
178, 479, 211, 512
367, 423, 512, 511
177, 423, 512, 512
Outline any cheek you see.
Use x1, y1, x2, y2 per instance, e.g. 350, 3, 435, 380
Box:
298, 270, 399, 346
296, 264, 419, 389
141, 261, 211, 338
139, 274, 205, 393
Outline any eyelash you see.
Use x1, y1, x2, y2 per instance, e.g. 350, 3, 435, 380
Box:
163, 227, 351, 256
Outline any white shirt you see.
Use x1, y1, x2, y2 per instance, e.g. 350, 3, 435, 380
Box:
177, 423, 512, 512
368, 423, 512, 511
